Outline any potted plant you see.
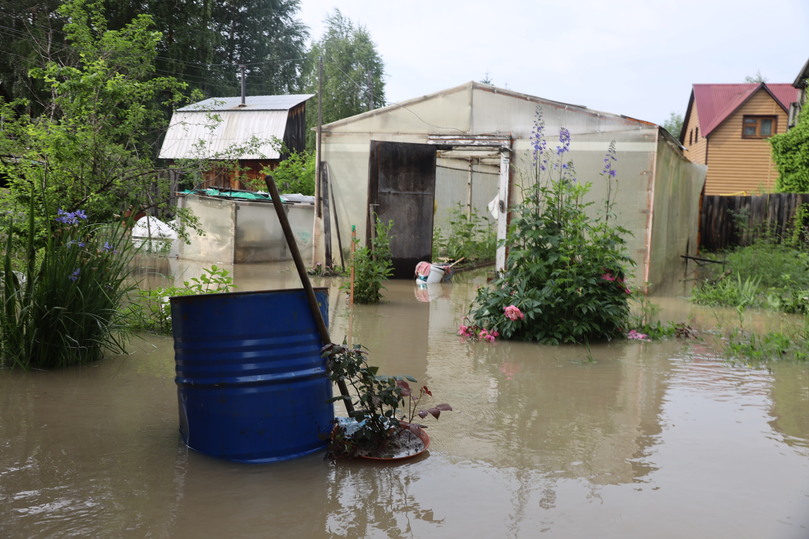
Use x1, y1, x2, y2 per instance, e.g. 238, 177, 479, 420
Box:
322, 342, 452, 460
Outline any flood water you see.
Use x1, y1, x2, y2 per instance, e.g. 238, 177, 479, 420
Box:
2, 259, 809, 538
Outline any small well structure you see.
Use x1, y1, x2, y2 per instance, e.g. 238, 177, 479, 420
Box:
315, 82, 706, 291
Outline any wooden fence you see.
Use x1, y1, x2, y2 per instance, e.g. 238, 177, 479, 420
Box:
699, 193, 809, 251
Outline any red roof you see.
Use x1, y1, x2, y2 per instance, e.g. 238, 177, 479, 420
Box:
692, 83, 799, 137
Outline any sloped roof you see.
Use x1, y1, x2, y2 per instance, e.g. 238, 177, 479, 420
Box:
177, 94, 313, 112
321, 80, 657, 132
159, 94, 314, 160
692, 83, 798, 137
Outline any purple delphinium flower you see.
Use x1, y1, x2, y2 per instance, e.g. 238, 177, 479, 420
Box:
556, 128, 571, 155
530, 107, 548, 171
601, 141, 618, 179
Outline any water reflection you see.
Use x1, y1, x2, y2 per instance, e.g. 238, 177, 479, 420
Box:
2, 258, 809, 538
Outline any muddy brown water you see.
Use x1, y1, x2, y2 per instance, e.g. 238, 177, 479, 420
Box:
2, 259, 809, 538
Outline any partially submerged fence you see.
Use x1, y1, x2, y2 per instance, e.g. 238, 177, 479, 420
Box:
699, 193, 809, 251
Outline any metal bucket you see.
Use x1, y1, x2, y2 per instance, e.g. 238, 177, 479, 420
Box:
170, 288, 333, 463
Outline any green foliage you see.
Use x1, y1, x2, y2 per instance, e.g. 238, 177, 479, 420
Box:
0, 0, 307, 107
771, 106, 809, 193
662, 111, 684, 139
465, 109, 634, 344
691, 274, 762, 308
266, 150, 316, 195
128, 265, 235, 334
692, 243, 809, 314
323, 341, 450, 459
787, 203, 809, 247
0, 0, 191, 228
323, 342, 405, 458
302, 9, 386, 150
348, 217, 394, 304
0, 202, 137, 370
627, 293, 694, 340
433, 204, 496, 263
724, 326, 809, 363
0, 0, 63, 115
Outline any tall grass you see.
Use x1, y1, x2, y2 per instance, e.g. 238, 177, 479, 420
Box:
1, 204, 136, 369
692, 242, 809, 314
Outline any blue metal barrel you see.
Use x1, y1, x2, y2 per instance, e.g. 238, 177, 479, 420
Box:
170, 288, 333, 463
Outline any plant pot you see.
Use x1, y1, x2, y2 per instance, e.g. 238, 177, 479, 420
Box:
331, 418, 430, 461
359, 422, 430, 461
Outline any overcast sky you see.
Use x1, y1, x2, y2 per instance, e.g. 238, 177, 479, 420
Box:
297, 0, 809, 126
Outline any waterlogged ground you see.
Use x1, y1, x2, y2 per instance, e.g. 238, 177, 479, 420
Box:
2, 259, 809, 538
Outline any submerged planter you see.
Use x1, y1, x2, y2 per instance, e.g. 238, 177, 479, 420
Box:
170, 288, 334, 463
332, 417, 430, 461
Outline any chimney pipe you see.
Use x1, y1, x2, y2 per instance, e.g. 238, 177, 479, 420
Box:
239, 65, 246, 107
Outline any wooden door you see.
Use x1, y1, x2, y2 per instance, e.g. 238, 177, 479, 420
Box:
368, 141, 437, 278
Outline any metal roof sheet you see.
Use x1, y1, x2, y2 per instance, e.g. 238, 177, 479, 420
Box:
159, 94, 313, 160
177, 94, 313, 112
159, 109, 289, 160
693, 83, 799, 137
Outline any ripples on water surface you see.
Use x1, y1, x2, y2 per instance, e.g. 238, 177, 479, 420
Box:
1, 261, 808, 538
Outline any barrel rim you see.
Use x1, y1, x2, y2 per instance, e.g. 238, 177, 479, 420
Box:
169, 286, 328, 303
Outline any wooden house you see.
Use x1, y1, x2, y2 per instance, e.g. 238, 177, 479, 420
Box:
159, 94, 313, 190
790, 58, 809, 127
680, 83, 798, 195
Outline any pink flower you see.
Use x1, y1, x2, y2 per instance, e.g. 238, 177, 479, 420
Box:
458, 322, 497, 343
627, 330, 649, 341
601, 273, 616, 282
504, 305, 524, 321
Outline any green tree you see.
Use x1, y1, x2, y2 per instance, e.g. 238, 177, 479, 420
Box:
266, 149, 316, 195
302, 9, 385, 149
745, 70, 768, 84
662, 111, 683, 139
771, 106, 809, 192
0, 0, 309, 105
0, 0, 66, 114
209, 0, 308, 95
0, 0, 191, 227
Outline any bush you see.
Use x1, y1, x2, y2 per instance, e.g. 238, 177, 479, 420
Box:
691, 243, 809, 314
771, 106, 809, 193
348, 217, 394, 304
464, 108, 634, 344
261, 150, 315, 196
1, 205, 136, 369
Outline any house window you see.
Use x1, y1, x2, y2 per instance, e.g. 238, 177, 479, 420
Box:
742, 115, 777, 138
